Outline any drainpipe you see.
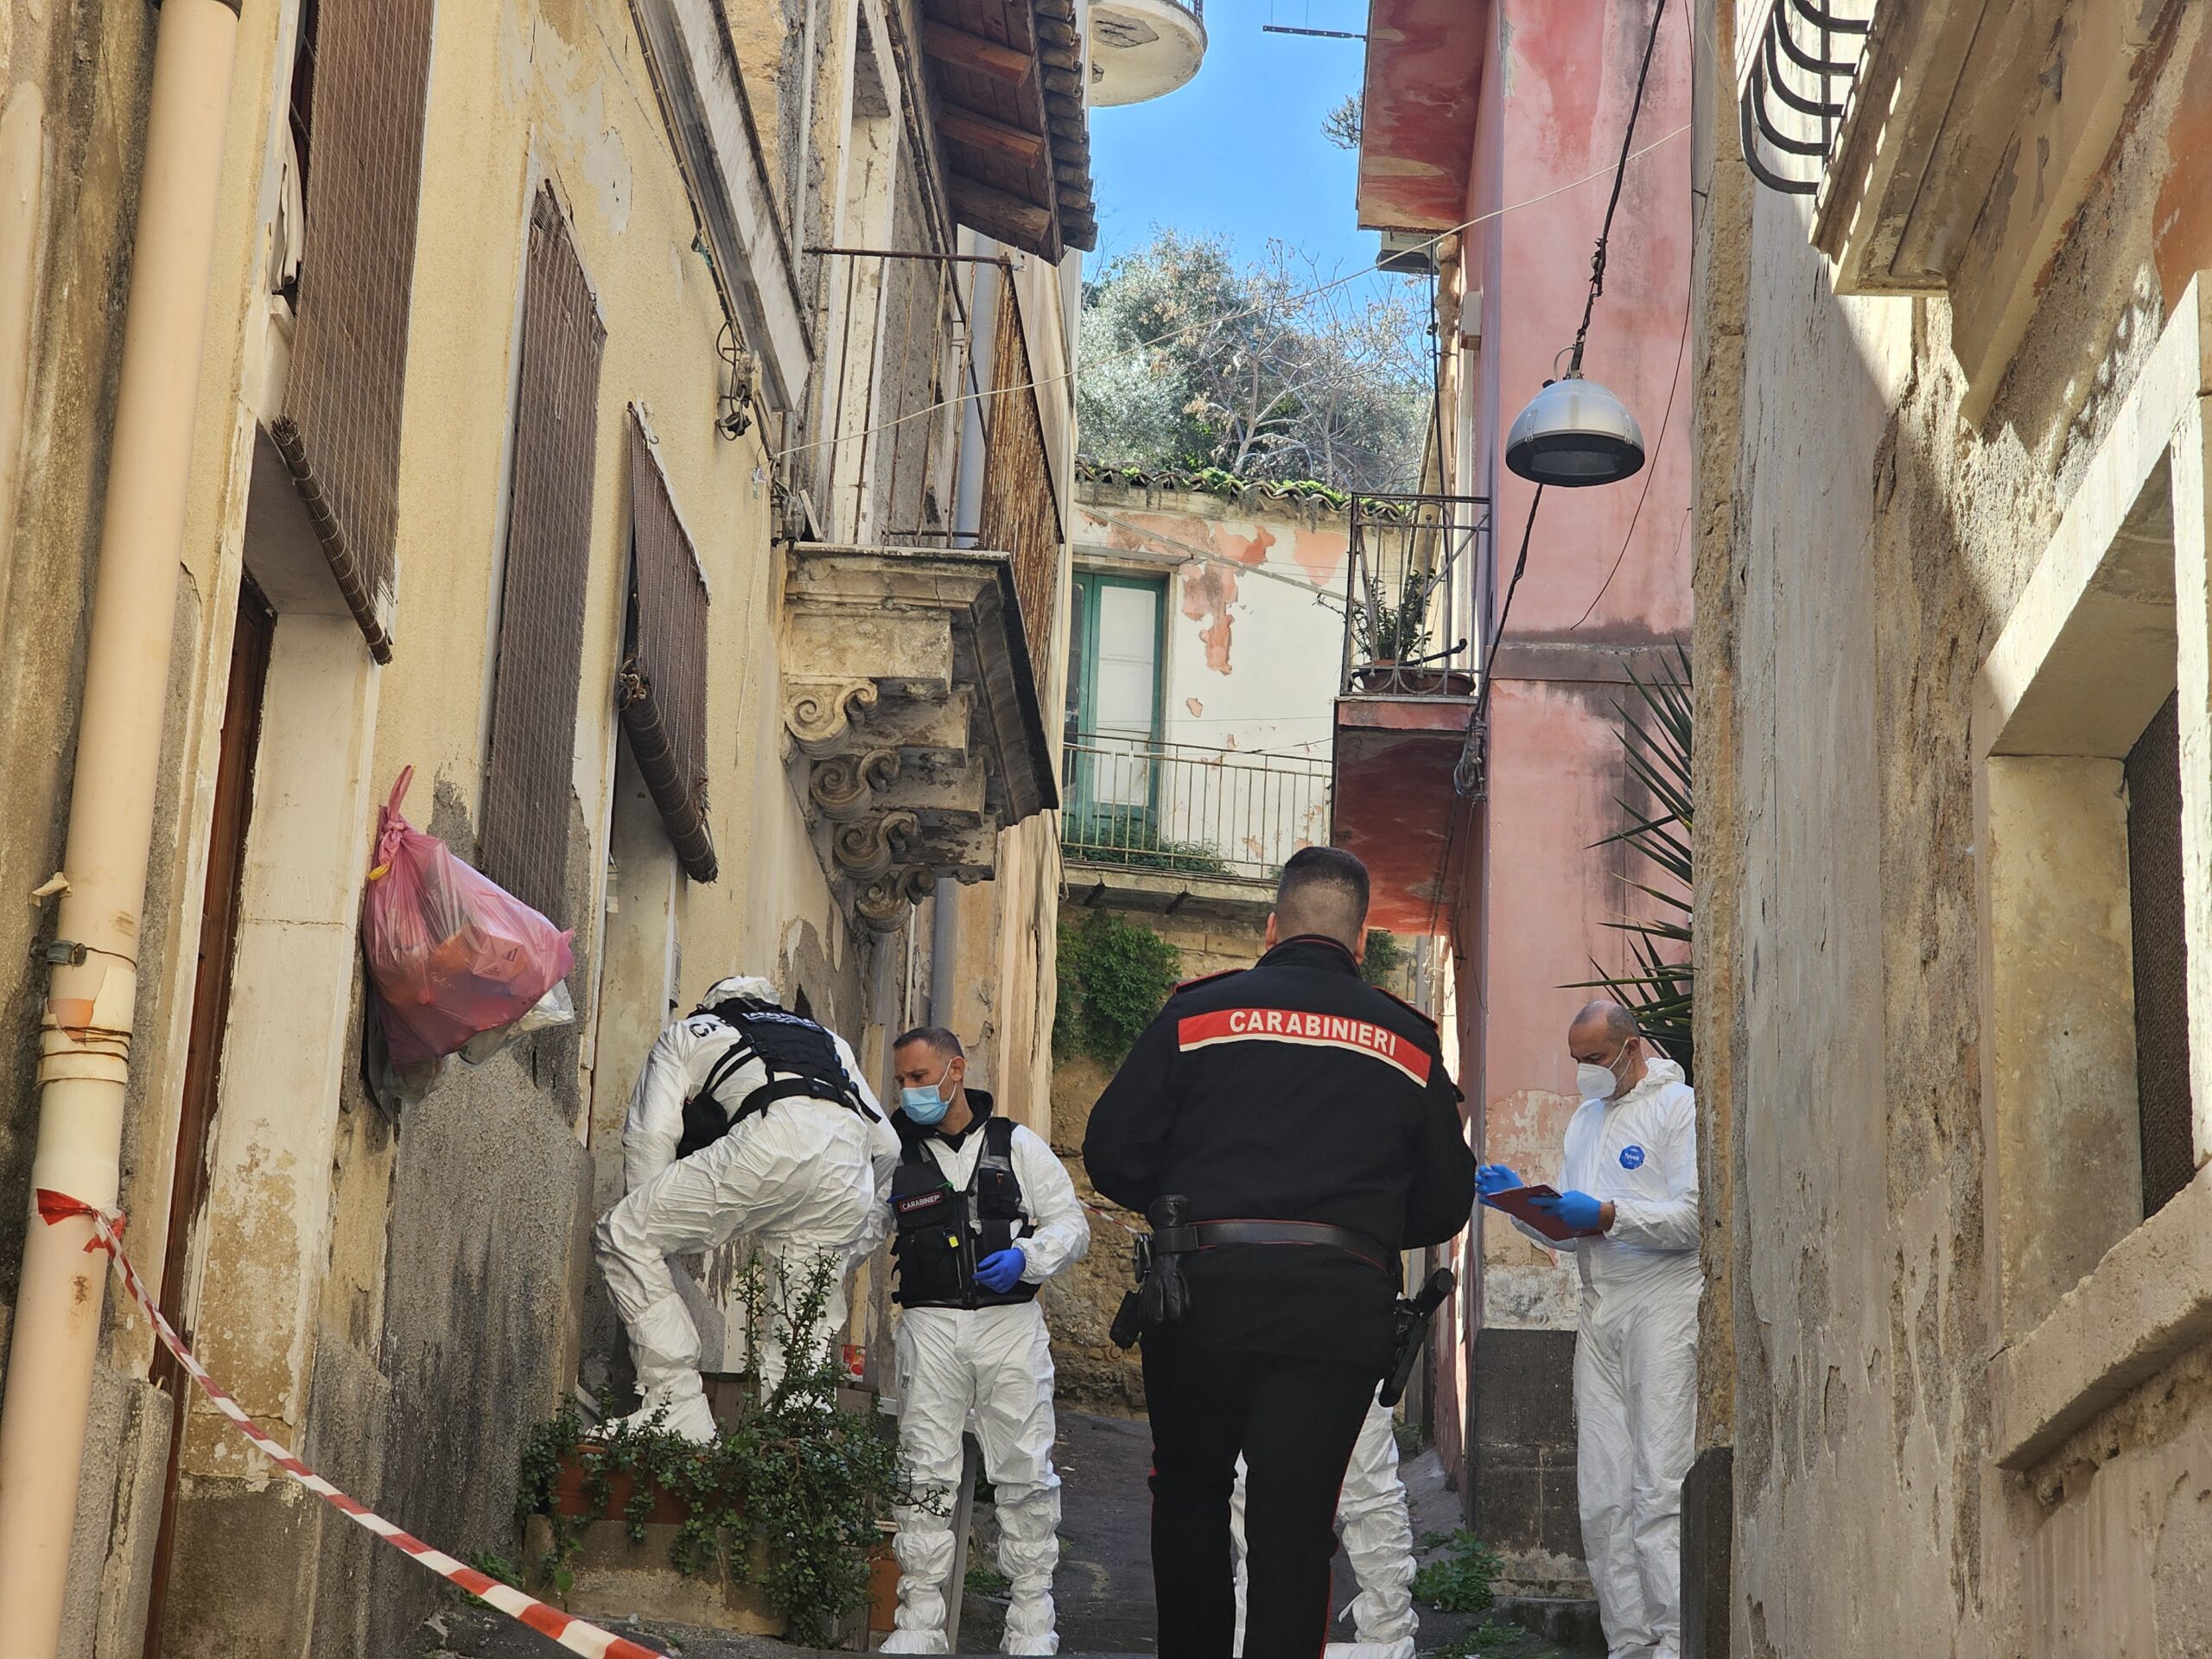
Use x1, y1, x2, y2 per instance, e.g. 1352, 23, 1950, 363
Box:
0, 2, 243, 1649
929, 876, 960, 1031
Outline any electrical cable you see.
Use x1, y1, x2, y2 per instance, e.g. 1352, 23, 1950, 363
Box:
1567, 0, 1671, 376
766, 122, 1694, 466
1567, 276, 1691, 629
1425, 0, 1675, 936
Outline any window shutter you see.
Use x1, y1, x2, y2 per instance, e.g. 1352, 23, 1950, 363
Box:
479, 187, 607, 923
979, 293, 1060, 673
2127, 691, 2194, 1218
620, 411, 717, 882
283, 0, 436, 643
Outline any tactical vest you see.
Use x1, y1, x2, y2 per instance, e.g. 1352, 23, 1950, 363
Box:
890, 1116, 1036, 1309
673, 1001, 874, 1161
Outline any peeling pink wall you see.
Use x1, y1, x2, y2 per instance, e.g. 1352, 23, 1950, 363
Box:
1452, 3, 1695, 1338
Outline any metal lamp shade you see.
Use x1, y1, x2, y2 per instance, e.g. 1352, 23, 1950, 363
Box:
1504, 374, 1647, 486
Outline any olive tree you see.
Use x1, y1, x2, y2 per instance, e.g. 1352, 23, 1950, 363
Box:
1077, 229, 1428, 493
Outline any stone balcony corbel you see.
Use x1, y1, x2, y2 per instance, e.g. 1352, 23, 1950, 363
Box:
781, 545, 1057, 932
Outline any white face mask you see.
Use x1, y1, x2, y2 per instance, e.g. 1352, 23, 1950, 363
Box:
1575, 1038, 1634, 1103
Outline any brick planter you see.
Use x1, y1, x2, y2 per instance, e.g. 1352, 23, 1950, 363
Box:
525, 1447, 784, 1636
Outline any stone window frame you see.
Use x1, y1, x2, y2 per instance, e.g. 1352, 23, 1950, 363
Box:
1976, 276, 2212, 1473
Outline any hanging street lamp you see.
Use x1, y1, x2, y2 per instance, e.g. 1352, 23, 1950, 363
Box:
1504, 370, 1646, 486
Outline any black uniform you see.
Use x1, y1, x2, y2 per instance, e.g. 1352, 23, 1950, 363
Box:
1084, 934, 1475, 1659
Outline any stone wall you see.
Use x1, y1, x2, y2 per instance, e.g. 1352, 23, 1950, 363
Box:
1044, 1053, 1146, 1416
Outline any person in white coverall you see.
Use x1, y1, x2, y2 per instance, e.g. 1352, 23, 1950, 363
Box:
1230, 1390, 1418, 1659
594, 976, 899, 1443
1478, 1000, 1700, 1659
881, 1027, 1089, 1656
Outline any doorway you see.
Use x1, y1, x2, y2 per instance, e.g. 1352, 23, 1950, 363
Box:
141, 580, 276, 1657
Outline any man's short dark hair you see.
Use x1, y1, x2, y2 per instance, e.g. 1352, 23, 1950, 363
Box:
893, 1026, 964, 1059
1274, 846, 1370, 948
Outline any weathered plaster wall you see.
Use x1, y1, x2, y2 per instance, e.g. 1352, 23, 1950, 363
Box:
1074, 480, 1350, 766
0, 0, 158, 1371
1702, 3, 2212, 1654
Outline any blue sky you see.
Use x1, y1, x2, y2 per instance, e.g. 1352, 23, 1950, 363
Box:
1086, 2, 1391, 300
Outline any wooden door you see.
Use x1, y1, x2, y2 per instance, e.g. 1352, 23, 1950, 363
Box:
142, 582, 276, 1657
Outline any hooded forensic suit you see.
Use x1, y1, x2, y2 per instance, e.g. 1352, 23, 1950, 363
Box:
594, 977, 899, 1442
883, 1091, 1089, 1656
1513, 1055, 1700, 1659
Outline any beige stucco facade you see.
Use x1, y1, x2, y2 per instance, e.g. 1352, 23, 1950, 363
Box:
0, 0, 1087, 1650
1695, 0, 2212, 1653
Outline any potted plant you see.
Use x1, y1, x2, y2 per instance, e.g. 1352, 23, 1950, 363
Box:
1352, 568, 1470, 694
514, 1254, 938, 1645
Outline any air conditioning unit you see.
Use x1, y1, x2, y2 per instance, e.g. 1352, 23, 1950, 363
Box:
1376, 228, 1439, 276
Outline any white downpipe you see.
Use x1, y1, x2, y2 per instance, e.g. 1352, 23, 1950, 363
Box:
0, 3, 242, 1649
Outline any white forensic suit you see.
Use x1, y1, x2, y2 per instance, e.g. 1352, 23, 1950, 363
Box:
1514, 1056, 1700, 1659
594, 976, 899, 1443
1230, 1389, 1418, 1659
884, 1095, 1090, 1656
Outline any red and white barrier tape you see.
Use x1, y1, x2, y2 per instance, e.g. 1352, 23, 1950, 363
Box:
35, 1191, 664, 1659
1078, 1197, 1143, 1240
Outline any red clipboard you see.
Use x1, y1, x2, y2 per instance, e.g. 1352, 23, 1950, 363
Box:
1480, 1184, 1604, 1243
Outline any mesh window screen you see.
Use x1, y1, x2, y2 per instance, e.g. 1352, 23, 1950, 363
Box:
479, 187, 607, 924
283, 0, 436, 639
2127, 690, 2195, 1217
620, 412, 716, 881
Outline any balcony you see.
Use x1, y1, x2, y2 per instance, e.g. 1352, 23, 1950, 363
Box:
1732, 0, 1872, 203
781, 544, 1057, 933
1331, 492, 1487, 934
1740, 0, 2175, 421
1061, 734, 1327, 921
1088, 0, 1206, 109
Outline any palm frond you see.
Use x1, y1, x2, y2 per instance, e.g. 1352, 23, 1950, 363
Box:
1573, 645, 1694, 1078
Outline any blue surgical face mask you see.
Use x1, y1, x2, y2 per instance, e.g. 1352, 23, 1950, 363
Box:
901, 1060, 953, 1125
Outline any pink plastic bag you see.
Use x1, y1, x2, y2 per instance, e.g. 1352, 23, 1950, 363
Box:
362, 767, 575, 1071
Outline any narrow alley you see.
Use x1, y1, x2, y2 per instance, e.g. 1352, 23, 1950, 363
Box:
5, 0, 2212, 1656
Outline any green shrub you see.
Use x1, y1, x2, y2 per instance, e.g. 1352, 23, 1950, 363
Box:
1053, 911, 1180, 1065
1413, 1529, 1504, 1614
1063, 806, 1230, 875
1360, 929, 1407, 987
516, 1254, 934, 1643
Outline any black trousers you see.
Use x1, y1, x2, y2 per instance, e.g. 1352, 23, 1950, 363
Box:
1142, 1329, 1382, 1659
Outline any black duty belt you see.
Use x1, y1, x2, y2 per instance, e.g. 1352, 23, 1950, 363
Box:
1182, 1218, 1395, 1274
1110, 1199, 1395, 1349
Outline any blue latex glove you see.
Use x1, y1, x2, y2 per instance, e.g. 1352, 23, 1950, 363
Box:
1530, 1190, 1607, 1233
976, 1247, 1027, 1294
1477, 1164, 1525, 1198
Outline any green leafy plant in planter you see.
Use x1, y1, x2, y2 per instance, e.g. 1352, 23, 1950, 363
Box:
1351, 563, 1444, 677
1064, 805, 1230, 875
516, 1252, 940, 1643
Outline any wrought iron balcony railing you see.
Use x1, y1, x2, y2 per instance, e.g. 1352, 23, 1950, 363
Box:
1061, 734, 1329, 886
1338, 492, 1490, 699
1737, 0, 1874, 196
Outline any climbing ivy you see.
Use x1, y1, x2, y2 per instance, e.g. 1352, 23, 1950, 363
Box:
516, 1253, 940, 1643
1052, 911, 1181, 1065
1359, 929, 1407, 988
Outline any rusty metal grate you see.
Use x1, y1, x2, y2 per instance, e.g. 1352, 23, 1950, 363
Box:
980, 292, 1059, 672
621, 411, 716, 883
2128, 691, 2196, 1217
283, 0, 435, 643
479, 187, 607, 925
